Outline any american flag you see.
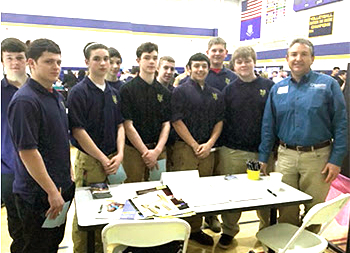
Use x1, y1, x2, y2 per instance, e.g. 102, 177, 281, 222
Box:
241, 0, 263, 21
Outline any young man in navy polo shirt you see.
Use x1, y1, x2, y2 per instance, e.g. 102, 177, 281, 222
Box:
204, 37, 238, 233
156, 55, 176, 91
216, 46, 274, 249
170, 53, 224, 246
106, 47, 124, 91
1, 37, 27, 253
68, 42, 125, 253
120, 42, 171, 183
206, 37, 237, 91
7, 38, 75, 253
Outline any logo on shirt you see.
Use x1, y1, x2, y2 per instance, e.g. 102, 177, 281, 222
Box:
225, 78, 230, 85
212, 93, 218, 100
259, 89, 266, 97
157, 94, 163, 103
112, 95, 118, 104
310, 83, 326, 89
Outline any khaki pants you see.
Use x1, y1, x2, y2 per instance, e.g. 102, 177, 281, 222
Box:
123, 144, 166, 183
72, 150, 114, 253
170, 141, 215, 232
277, 145, 331, 233
216, 146, 275, 237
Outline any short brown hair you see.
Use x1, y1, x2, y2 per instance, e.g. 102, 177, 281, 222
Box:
230, 46, 257, 67
208, 37, 227, 50
158, 56, 175, 67
288, 38, 314, 57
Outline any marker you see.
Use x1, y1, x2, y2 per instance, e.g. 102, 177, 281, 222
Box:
98, 204, 103, 213
267, 189, 277, 197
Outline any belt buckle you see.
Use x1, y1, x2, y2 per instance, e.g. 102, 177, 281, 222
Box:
296, 146, 303, 152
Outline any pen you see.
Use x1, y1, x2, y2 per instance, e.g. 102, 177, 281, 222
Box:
98, 204, 103, 213
267, 189, 277, 197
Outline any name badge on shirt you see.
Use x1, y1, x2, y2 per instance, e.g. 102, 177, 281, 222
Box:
310, 83, 326, 89
277, 86, 289, 94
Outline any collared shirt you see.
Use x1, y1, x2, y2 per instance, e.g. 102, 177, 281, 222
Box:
171, 79, 224, 143
106, 79, 125, 91
221, 76, 273, 152
8, 78, 72, 203
68, 77, 124, 155
259, 70, 348, 166
1, 76, 19, 174
206, 67, 238, 91
120, 75, 171, 145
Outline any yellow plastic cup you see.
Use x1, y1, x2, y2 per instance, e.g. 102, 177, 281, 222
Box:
247, 169, 260, 180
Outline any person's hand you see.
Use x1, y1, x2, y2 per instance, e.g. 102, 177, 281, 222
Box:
322, 162, 340, 183
191, 142, 200, 156
142, 149, 159, 169
105, 154, 123, 174
196, 143, 211, 159
259, 162, 268, 176
46, 190, 65, 219
100, 156, 112, 175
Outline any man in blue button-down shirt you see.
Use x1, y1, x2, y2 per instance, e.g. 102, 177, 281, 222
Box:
259, 38, 348, 233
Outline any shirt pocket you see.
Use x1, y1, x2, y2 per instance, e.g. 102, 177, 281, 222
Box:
309, 88, 327, 108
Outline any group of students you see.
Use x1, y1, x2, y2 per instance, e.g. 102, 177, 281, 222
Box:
1, 35, 347, 253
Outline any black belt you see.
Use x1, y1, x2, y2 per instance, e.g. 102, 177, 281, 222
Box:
279, 140, 332, 152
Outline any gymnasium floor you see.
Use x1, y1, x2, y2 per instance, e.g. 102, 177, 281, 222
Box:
1, 147, 348, 252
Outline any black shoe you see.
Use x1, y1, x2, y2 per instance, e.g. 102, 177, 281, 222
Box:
218, 234, 233, 249
204, 216, 221, 233
190, 231, 214, 246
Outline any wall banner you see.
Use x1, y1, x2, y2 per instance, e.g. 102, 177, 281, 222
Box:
308, 12, 334, 38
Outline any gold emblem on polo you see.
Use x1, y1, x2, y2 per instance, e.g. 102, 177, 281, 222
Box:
225, 78, 230, 84
212, 93, 218, 100
112, 95, 117, 104
157, 94, 163, 103
260, 89, 266, 97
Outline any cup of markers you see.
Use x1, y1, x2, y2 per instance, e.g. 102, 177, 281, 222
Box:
246, 160, 261, 180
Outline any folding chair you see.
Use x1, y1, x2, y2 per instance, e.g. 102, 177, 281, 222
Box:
101, 218, 191, 253
256, 193, 350, 253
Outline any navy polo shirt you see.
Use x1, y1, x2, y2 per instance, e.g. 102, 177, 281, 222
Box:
68, 77, 124, 155
171, 79, 224, 144
206, 67, 238, 91
221, 76, 273, 152
1, 77, 18, 174
120, 76, 171, 145
8, 78, 72, 203
107, 79, 125, 91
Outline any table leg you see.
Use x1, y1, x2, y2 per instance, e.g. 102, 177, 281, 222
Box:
268, 208, 278, 253
87, 230, 95, 253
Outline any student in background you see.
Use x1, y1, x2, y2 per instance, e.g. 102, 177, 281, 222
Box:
120, 42, 171, 183
68, 42, 125, 253
170, 53, 224, 246
330, 66, 340, 79
1, 37, 27, 253
8, 38, 75, 253
106, 47, 124, 91
335, 70, 347, 91
156, 56, 176, 91
216, 46, 274, 249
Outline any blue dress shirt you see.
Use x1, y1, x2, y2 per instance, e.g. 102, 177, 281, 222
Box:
259, 70, 348, 166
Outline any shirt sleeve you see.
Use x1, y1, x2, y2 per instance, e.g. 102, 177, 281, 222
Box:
67, 87, 88, 130
259, 86, 278, 163
8, 98, 39, 151
215, 90, 225, 123
114, 91, 124, 125
120, 85, 134, 121
171, 86, 185, 122
328, 79, 348, 166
